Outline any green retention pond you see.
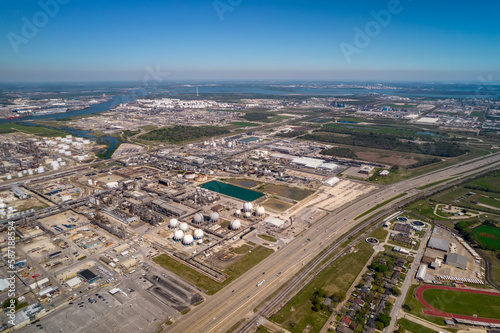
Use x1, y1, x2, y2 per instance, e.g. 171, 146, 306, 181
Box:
202, 180, 265, 201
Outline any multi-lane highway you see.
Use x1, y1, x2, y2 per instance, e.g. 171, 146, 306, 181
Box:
166, 152, 500, 333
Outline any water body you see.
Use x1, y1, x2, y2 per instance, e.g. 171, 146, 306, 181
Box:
18, 123, 118, 159
0, 93, 140, 124
417, 131, 444, 137
202, 180, 264, 201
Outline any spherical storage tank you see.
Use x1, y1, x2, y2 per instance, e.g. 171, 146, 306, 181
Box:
179, 222, 189, 232
255, 206, 266, 216
182, 234, 194, 246
193, 213, 204, 225
244, 212, 251, 218
209, 212, 219, 223
243, 202, 253, 213
194, 228, 204, 240
173, 230, 184, 241
234, 210, 241, 217
169, 218, 178, 229
230, 219, 241, 230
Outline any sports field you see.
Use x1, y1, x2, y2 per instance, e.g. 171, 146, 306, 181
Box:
416, 285, 500, 323
473, 225, 500, 250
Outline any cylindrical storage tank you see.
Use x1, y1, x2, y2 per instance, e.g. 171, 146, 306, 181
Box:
184, 171, 196, 180
169, 218, 179, 229
243, 202, 253, 212
0, 203, 6, 209
235, 209, 241, 217
38, 166, 44, 173
193, 213, 204, 225
6, 174, 12, 180
209, 212, 219, 223
230, 219, 241, 230
28, 169, 33, 175
255, 206, 266, 216
244, 212, 251, 218
173, 230, 184, 241
193, 229, 204, 240
179, 222, 188, 232
182, 234, 194, 246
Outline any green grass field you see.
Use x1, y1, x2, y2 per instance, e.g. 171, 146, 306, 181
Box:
0, 123, 69, 137
422, 289, 500, 319
403, 285, 448, 326
354, 193, 407, 220
230, 122, 261, 127
257, 234, 277, 242
272, 240, 375, 333
262, 184, 313, 201
466, 170, 500, 193
397, 318, 438, 333
153, 246, 273, 295
473, 225, 500, 250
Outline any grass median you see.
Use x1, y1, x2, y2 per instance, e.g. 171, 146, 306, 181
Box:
153, 245, 273, 295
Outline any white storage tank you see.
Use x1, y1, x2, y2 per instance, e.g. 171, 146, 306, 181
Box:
230, 219, 241, 230
169, 218, 179, 229
243, 202, 254, 213
179, 222, 188, 232
173, 230, 184, 241
234, 209, 241, 217
182, 234, 194, 246
193, 213, 204, 225
209, 212, 219, 223
255, 206, 266, 216
193, 229, 204, 240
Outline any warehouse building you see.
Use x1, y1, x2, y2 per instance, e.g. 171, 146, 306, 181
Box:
151, 199, 188, 217
12, 185, 27, 199
445, 253, 468, 270
427, 237, 449, 252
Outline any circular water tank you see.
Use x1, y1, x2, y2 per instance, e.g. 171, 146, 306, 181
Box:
0, 203, 6, 209
194, 229, 204, 239
185, 172, 196, 180
244, 212, 251, 218
173, 230, 184, 241
169, 218, 178, 229
179, 222, 189, 232
182, 234, 194, 246
255, 206, 266, 216
235, 210, 241, 216
243, 202, 254, 212
230, 219, 241, 230
209, 212, 219, 223
193, 213, 204, 224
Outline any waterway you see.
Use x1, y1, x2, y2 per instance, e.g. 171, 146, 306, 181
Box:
202, 180, 264, 201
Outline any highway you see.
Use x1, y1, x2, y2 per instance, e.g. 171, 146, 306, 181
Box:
166, 152, 500, 333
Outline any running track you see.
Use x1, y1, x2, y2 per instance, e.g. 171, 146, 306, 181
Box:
415, 285, 500, 324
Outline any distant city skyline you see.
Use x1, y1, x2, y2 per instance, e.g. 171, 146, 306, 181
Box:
1, 0, 499, 82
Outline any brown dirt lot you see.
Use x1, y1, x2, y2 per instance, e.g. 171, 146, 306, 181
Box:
355, 151, 418, 166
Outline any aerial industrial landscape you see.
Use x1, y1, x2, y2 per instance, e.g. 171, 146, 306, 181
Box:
1, 1, 500, 333
0, 82, 498, 333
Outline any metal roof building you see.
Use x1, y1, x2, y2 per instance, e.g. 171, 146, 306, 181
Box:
445, 253, 468, 270
427, 237, 449, 252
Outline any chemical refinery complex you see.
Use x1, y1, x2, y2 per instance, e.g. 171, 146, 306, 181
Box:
0, 85, 499, 333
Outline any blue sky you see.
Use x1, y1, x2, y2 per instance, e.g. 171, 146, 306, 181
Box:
1, 0, 499, 82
